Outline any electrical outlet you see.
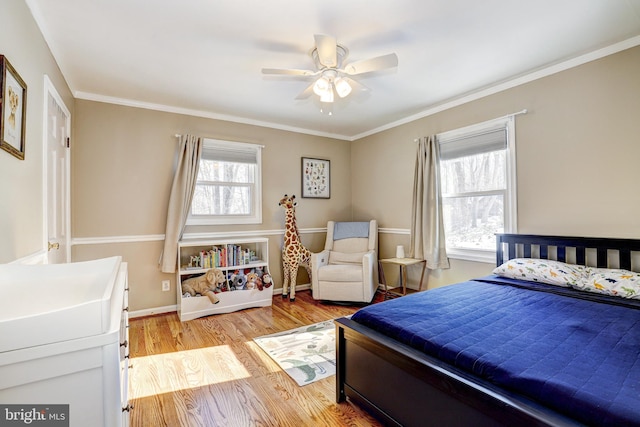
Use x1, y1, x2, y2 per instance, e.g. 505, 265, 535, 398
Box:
162, 280, 170, 292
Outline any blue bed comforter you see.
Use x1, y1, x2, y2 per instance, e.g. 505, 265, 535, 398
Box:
350, 276, 640, 426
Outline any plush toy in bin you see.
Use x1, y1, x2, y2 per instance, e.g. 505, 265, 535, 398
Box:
230, 269, 247, 290
182, 268, 225, 304
246, 272, 262, 290
245, 269, 273, 290
262, 273, 273, 288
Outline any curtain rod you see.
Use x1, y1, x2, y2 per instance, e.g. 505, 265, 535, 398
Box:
174, 134, 265, 148
413, 109, 528, 142
496, 108, 528, 121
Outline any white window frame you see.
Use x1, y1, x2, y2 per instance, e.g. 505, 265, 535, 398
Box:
187, 138, 262, 226
437, 116, 517, 263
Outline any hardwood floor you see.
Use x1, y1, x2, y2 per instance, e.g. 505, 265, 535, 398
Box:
128, 290, 384, 427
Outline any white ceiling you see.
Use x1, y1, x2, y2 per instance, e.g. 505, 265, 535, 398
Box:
26, 0, 640, 140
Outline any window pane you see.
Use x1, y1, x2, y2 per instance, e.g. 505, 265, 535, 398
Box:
197, 160, 254, 183
191, 184, 251, 215
443, 194, 504, 250
441, 150, 506, 194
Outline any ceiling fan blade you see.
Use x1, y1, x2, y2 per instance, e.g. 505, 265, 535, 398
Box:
343, 77, 369, 93
295, 82, 315, 100
342, 53, 398, 75
314, 34, 338, 68
261, 68, 317, 76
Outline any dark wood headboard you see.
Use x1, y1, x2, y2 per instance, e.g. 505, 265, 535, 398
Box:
496, 233, 640, 271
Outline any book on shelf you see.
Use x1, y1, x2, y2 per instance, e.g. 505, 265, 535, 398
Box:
186, 244, 260, 270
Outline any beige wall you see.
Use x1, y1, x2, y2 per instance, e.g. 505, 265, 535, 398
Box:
354, 45, 640, 289
4, 2, 640, 313
0, 0, 73, 263
71, 100, 350, 311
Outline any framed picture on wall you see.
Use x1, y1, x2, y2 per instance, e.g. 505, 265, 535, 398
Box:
0, 55, 27, 160
301, 157, 330, 198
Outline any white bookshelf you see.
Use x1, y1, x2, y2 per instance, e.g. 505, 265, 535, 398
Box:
176, 237, 273, 321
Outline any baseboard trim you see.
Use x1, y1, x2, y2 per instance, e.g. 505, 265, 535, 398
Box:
129, 283, 312, 318
129, 305, 177, 318
273, 283, 311, 294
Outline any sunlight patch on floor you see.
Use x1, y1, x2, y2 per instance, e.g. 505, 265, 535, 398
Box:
129, 345, 251, 398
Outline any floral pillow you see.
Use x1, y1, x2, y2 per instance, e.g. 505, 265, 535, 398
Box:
573, 268, 640, 299
493, 258, 586, 287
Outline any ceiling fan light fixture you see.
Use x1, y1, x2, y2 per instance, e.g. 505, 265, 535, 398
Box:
320, 84, 334, 103
313, 76, 331, 97
320, 102, 333, 116
334, 77, 352, 98
263, 34, 397, 108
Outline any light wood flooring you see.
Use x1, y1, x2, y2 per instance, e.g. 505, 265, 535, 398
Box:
128, 290, 384, 427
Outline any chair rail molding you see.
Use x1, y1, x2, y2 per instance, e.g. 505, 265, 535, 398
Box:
71, 227, 410, 246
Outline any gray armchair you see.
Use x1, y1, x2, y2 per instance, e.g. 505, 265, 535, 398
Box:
310, 220, 378, 303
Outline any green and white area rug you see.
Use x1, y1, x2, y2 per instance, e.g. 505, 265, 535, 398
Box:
253, 320, 335, 386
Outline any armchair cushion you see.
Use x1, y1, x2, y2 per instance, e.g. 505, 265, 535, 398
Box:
317, 264, 363, 282
332, 238, 370, 253
328, 251, 368, 265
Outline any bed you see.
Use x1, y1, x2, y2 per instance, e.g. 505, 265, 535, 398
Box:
335, 234, 640, 426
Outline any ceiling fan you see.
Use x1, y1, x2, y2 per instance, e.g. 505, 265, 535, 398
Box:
262, 34, 398, 107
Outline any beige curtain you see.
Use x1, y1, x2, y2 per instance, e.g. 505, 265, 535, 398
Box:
159, 135, 203, 273
409, 136, 450, 269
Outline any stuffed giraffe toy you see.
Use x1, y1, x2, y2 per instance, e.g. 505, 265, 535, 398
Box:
278, 194, 312, 301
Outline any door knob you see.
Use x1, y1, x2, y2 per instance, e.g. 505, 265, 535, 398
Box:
48, 242, 60, 251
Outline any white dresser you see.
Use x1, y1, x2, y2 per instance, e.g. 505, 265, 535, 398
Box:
0, 257, 131, 427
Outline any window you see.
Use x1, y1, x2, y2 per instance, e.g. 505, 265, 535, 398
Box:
188, 139, 262, 225
438, 117, 516, 262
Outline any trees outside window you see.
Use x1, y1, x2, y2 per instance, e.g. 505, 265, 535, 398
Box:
438, 117, 516, 262
189, 139, 262, 225
441, 150, 506, 251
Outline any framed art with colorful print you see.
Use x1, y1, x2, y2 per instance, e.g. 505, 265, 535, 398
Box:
301, 157, 330, 198
0, 56, 27, 160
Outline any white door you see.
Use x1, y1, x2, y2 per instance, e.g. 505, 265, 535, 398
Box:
45, 76, 71, 264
